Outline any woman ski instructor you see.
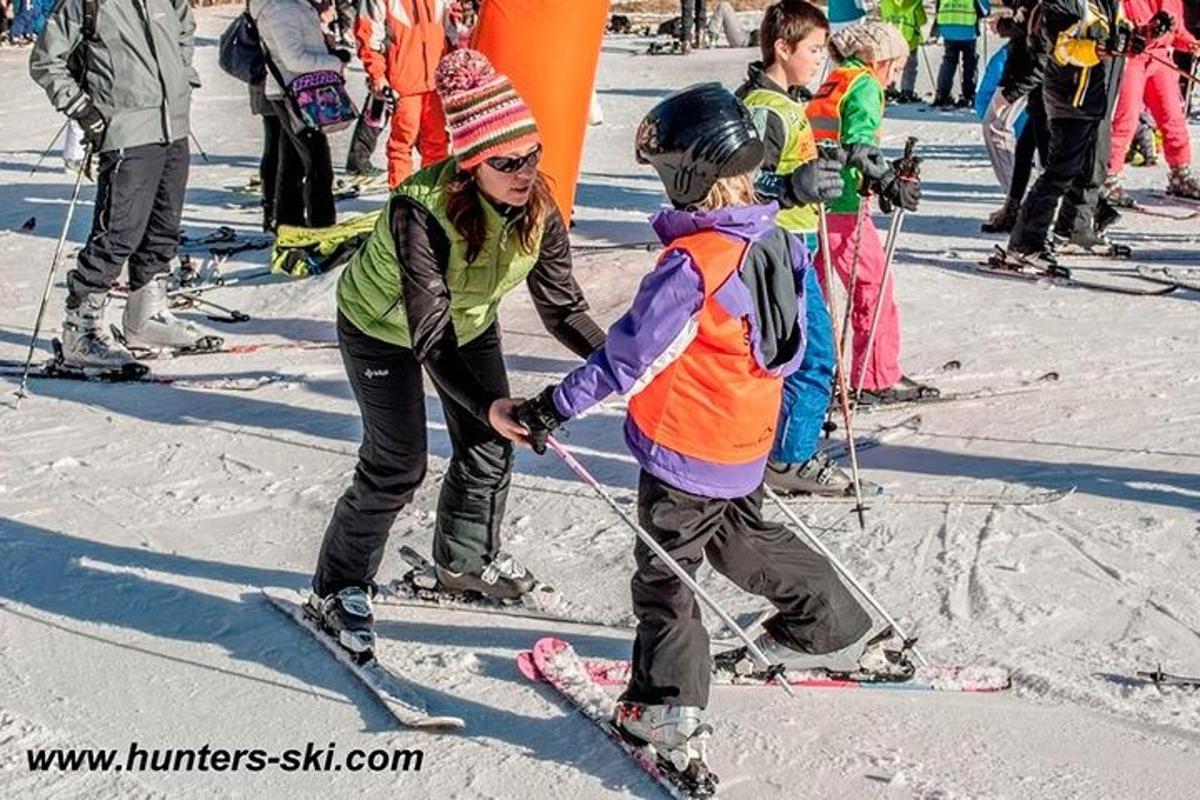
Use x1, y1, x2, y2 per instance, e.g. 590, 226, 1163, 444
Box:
307, 49, 607, 656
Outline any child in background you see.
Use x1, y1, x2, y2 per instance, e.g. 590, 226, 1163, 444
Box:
734, 0, 868, 497
881, 0, 928, 102
932, 0, 991, 107
807, 20, 936, 404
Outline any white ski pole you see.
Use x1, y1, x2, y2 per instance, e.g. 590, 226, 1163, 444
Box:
817, 203, 869, 529
546, 436, 797, 698
764, 485, 930, 667
14, 162, 89, 409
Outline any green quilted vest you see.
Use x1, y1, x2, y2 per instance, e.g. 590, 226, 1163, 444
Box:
337, 160, 544, 348
741, 87, 820, 234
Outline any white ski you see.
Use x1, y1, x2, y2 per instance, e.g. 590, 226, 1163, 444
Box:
262, 587, 465, 731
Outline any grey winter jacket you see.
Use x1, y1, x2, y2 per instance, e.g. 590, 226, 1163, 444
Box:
249, 0, 343, 100
29, 0, 198, 152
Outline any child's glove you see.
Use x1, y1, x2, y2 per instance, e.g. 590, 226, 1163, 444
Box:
789, 146, 846, 204
845, 144, 890, 182
515, 386, 568, 455
876, 157, 922, 214
1143, 10, 1174, 39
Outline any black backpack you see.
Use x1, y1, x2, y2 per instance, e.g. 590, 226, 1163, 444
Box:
218, 2, 266, 84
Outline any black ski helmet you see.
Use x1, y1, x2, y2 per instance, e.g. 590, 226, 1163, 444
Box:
635, 82, 764, 208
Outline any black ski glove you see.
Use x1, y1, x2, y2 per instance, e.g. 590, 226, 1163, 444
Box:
786, 145, 847, 205
876, 158, 922, 213
70, 98, 106, 149
845, 144, 890, 184
515, 385, 569, 455
1106, 23, 1148, 55
1144, 10, 1174, 39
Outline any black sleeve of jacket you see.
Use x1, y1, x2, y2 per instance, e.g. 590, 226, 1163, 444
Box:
1040, 0, 1085, 37
391, 199, 499, 421
758, 109, 789, 173
525, 207, 607, 359
999, 36, 1046, 101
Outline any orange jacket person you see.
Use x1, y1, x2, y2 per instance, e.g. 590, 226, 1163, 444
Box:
355, 0, 450, 186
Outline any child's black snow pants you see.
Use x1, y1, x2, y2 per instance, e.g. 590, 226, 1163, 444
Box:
622, 471, 872, 708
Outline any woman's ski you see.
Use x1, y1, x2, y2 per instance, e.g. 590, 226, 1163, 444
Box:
262, 587, 465, 730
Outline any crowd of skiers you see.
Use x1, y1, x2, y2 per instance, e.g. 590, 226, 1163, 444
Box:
20, 0, 1200, 781
977, 0, 1200, 268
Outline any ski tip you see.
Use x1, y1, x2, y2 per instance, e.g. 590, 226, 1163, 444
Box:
531, 637, 572, 672
516, 650, 544, 683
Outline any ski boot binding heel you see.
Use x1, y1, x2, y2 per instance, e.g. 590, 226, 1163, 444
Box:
305, 586, 377, 662
434, 551, 540, 602
612, 702, 718, 798
765, 452, 882, 498
856, 376, 940, 407
713, 625, 917, 683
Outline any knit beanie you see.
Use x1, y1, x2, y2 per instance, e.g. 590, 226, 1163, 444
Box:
828, 20, 909, 64
434, 49, 541, 171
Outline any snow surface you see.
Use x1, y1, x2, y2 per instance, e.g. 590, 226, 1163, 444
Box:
2, 10, 1200, 799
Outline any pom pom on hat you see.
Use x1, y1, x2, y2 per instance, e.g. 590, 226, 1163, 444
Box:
434, 49, 541, 171
435, 49, 496, 97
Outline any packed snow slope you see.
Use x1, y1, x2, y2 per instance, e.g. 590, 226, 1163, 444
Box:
1, 10, 1199, 800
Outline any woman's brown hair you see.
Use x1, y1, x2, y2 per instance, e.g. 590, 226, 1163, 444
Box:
444, 170, 557, 263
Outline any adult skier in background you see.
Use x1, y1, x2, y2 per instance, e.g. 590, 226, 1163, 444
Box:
354, 0, 450, 187
980, 0, 1050, 233
28, 0, 216, 371
1002, 0, 1152, 267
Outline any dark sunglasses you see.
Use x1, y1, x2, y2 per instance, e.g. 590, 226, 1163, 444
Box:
485, 146, 542, 174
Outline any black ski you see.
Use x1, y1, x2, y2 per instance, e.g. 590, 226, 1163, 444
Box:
1136, 667, 1200, 688
979, 248, 1177, 295
1135, 264, 1200, 291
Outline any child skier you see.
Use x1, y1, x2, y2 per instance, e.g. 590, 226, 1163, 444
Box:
807, 20, 935, 404
881, 0, 928, 102
513, 83, 899, 776
1105, 0, 1200, 202
932, 0, 991, 108
734, 0, 866, 496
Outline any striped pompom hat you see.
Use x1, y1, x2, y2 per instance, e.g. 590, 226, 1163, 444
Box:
435, 49, 541, 171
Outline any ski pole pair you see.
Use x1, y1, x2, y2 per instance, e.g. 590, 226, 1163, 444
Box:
548, 436, 926, 684
545, 436, 797, 699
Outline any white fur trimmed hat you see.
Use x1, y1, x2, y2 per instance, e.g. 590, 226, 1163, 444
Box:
829, 20, 910, 64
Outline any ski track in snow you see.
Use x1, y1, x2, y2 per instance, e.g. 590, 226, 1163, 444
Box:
0, 11, 1199, 799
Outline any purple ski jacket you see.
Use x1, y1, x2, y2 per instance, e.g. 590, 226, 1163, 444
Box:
552, 203, 813, 499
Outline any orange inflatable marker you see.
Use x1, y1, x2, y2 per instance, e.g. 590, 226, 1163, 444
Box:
472, 0, 611, 223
